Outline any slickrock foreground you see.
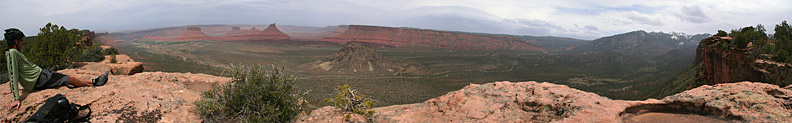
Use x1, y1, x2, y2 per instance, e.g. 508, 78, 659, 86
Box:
0, 54, 231, 122
2, 53, 790, 123
299, 81, 792, 123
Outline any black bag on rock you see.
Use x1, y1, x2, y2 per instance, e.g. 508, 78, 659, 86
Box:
24, 94, 91, 123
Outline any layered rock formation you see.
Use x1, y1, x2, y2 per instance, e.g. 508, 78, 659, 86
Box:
298, 43, 423, 74
697, 36, 792, 85
298, 81, 792, 123
1, 53, 231, 122
145, 24, 292, 41
224, 26, 262, 37
259, 24, 291, 40
145, 26, 213, 41
320, 25, 545, 51
276, 25, 348, 40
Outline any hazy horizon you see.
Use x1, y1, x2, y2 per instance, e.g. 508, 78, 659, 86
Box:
2, 0, 791, 40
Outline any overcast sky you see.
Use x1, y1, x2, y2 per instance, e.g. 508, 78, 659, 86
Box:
2, 0, 791, 40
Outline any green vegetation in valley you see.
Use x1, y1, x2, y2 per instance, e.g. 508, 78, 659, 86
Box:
195, 65, 305, 122
117, 39, 677, 106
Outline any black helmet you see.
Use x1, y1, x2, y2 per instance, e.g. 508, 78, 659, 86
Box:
4, 28, 25, 46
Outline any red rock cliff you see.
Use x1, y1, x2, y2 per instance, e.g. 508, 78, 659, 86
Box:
146, 26, 218, 41
224, 26, 262, 37
696, 36, 792, 85
320, 25, 545, 51
147, 24, 292, 41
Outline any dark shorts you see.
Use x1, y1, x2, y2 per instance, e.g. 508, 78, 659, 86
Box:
34, 69, 70, 90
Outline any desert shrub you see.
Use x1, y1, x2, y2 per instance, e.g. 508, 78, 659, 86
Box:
25, 23, 85, 70
103, 47, 119, 55
721, 21, 792, 63
716, 30, 728, 37
110, 54, 117, 63
77, 46, 105, 62
324, 84, 376, 118
729, 25, 768, 49
773, 21, 792, 63
195, 65, 305, 122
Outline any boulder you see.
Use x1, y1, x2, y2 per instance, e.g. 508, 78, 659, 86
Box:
68, 54, 144, 75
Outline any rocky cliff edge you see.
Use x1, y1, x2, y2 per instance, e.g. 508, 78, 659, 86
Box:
0, 53, 231, 122
299, 81, 792, 123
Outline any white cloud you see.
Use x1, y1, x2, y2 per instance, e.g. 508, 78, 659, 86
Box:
1, 0, 791, 40
675, 5, 711, 23
626, 11, 665, 26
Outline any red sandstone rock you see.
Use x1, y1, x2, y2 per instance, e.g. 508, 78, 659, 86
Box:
145, 26, 219, 41
147, 24, 292, 41
65, 54, 143, 76
320, 25, 545, 51
224, 26, 262, 37
297, 81, 791, 123
259, 24, 291, 40
1, 54, 231, 122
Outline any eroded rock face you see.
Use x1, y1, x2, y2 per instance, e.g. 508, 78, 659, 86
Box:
298, 43, 422, 74
224, 26, 262, 37
146, 24, 292, 41
697, 36, 792, 85
65, 54, 143, 75
320, 25, 546, 51
298, 81, 792, 123
145, 26, 213, 41
259, 24, 292, 40
0, 54, 231, 122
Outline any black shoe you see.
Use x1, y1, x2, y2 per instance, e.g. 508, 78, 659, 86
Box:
93, 71, 110, 86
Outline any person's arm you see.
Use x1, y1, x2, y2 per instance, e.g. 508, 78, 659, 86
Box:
6, 51, 20, 100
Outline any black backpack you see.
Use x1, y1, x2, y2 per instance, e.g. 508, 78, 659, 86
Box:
25, 94, 92, 123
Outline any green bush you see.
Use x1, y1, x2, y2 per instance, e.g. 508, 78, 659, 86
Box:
110, 54, 117, 63
721, 21, 792, 63
103, 47, 119, 55
773, 21, 792, 63
77, 46, 105, 62
195, 65, 305, 122
25, 23, 85, 70
716, 30, 728, 37
729, 25, 768, 49
324, 84, 376, 118
0, 39, 6, 83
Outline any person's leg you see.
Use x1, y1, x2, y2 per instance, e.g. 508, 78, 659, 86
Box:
65, 71, 110, 87
67, 76, 93, 87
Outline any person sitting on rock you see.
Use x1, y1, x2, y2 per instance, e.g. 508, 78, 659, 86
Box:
2, 28, 109, 111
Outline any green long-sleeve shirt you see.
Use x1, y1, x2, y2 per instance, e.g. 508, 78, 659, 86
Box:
6, 49, 42, 100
